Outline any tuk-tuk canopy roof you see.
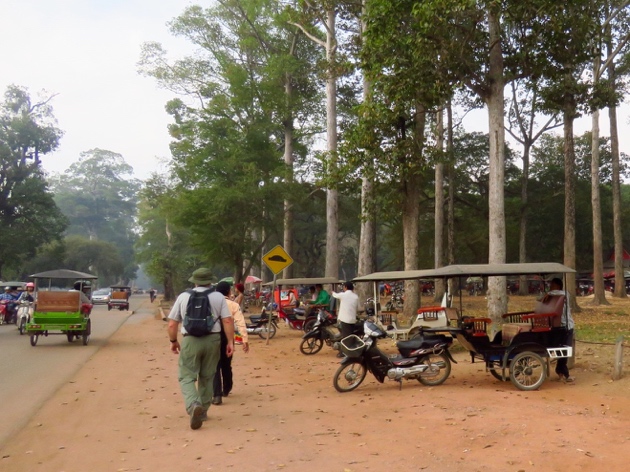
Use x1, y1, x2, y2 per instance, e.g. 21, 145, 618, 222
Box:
353, 269, 438, 282
110, 285, 131, 289
354, 263, 575, 282
264, 277, 343, 286
30, 269, 98, 280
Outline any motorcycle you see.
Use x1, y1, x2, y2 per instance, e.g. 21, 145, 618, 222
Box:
0, 299, 18, 325
246, 305, 279, 340
332, 321, 455, 392
299, 309, 362, 355
17, 300, 34, 335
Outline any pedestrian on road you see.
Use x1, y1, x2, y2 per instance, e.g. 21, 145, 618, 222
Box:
212, 282, 249, 405
332, 281, 359, 358
167, 268, 235, 430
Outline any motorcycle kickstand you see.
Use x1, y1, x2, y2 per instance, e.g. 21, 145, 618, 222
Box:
397, 379, 403, 391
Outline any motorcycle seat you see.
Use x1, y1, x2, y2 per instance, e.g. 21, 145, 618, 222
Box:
397, 334, 450, 350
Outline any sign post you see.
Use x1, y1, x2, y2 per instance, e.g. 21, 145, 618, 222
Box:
262, 245, 294, 345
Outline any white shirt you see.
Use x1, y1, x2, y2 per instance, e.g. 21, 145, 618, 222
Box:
332, 289, 359, 324
548, 290, 574, 330
168, 287, 231, 334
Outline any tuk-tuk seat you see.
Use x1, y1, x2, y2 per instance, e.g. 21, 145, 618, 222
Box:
463, 317, 492, 337
523, 294, 565, 332
35, 291, 81, 313
111, 291, 128, 300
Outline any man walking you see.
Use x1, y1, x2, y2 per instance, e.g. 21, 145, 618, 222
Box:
332, 281, 359, 358
212, 281, 249, 405
167, 268, 235, 430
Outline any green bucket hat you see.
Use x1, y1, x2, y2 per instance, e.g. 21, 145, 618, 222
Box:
188, 268, 214, 285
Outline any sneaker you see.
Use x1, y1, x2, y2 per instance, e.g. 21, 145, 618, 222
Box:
211, 396, 223, 405
189, 402, 204, 430
565, 376, 575, 383
199, 411, 208, 422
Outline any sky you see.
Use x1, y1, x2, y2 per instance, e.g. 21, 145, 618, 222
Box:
0, 0, 195, 179
1, 1, 628, 181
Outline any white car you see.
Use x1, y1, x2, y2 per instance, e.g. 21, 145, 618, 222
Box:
91, 288, 111, 304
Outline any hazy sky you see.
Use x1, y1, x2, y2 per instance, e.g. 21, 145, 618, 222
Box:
1, 1, 628, 180
0, 0, 194, 179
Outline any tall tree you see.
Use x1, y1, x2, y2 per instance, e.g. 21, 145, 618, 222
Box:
140, 1, 321, 281
506, 80, 562, 295
51, 148, 140, 282
0, 85, 66, 278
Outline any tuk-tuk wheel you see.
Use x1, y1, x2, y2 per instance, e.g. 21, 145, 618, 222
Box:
67, 333, 75, 342
82, 319, 92, 346
107, 305, 112, 311
509, 351, 547, 391
30, 334, 38, 346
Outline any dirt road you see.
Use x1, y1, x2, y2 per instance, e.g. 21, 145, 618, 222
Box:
1, 307, 629, 472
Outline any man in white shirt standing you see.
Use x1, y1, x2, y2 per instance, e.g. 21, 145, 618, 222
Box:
332, 281, 359, 358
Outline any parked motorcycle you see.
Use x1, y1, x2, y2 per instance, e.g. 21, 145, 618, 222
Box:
299, 309, 362, 355
247, 305, 279, 340
332, 321, 455, 392
17, 300, 34, 335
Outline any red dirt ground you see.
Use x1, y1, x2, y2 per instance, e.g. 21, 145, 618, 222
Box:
1, 303, 629, 472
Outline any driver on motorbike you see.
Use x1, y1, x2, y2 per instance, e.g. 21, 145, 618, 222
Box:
18, 283, 36, 303
0, 286, 20, 323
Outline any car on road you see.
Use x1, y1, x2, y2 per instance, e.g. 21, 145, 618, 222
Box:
91, 288, 111, 304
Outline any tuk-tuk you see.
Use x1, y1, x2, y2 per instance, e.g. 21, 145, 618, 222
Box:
107, 286, 130, 311
266, 277, 342, 331
26, 269, 97, 346
417, 262, 576, 391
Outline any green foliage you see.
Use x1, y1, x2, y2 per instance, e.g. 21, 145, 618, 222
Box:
50, 149, 140, 282
0, 85, 67, 279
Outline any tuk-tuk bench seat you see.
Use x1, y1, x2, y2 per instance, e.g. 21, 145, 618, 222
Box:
111, 292, 128, 300
35, 291, 81, 313
464, 317, 492, 337
501, 294, 565, 331
522, 313, 556, 332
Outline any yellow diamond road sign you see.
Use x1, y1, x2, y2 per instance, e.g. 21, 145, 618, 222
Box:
262, 245, 294, 275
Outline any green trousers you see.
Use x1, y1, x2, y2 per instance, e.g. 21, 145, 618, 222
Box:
178, 333, 221, 413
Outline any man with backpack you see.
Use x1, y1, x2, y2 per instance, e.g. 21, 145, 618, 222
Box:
167, 268, 235, 430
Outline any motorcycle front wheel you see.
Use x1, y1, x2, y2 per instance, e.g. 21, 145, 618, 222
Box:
18, 317, 26, 335
299, 336, 323, 355
417, 352, 451, 386
333, 361, 368, 392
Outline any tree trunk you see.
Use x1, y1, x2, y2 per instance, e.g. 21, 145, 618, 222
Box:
518, 141, 530, 296
356, 6, 376, 305
590, 77, 609, 305
402, 106, 426, 318
446, 101, 456, 299
563, 107, 579, 312
486, 7, 507, 326
434, 107, 445, 303
607, 53, 626, 297
283, 73, 295, 279
324, 8, 339, 279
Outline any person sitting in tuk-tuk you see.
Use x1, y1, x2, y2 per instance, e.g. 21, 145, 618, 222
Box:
70, 281, 92, 305
308, 284, 330, 307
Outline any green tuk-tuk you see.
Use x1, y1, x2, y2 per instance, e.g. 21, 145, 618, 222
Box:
26, 269, 97, 346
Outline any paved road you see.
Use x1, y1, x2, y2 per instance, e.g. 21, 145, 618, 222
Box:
0, 296, 155, 447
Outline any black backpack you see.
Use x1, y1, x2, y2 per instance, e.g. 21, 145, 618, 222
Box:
183, 288, 218, 337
